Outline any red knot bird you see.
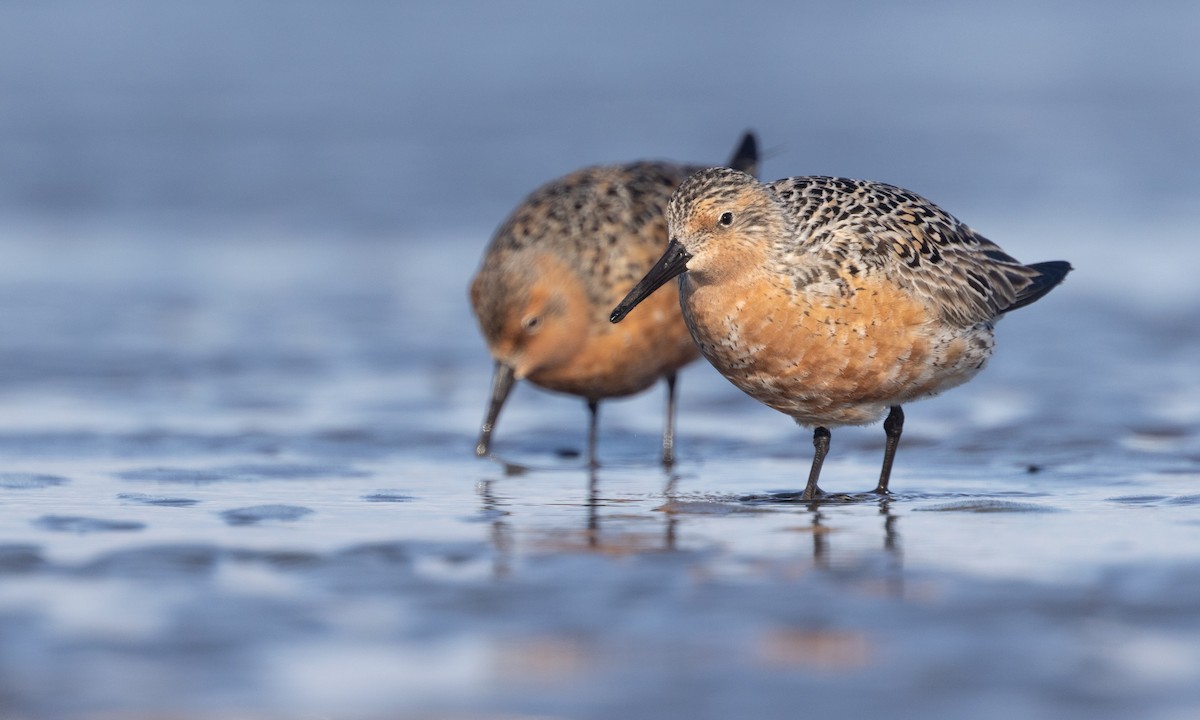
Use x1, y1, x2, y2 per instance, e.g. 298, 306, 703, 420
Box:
611, 167, 1071, 498
471, 132, 759, 467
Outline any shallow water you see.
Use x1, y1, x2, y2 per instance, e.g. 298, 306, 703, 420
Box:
3, 2, 1200, 719
0, 229, 1197, 720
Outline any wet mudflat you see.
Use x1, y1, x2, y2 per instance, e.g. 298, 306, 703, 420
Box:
2, 3, 1200, 717
0, 230, 1198, 720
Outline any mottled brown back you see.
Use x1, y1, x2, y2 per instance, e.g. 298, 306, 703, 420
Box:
763, 175, 1070, 327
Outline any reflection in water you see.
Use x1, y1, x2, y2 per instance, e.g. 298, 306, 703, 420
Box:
800, 498, 903, 597
477, 478, 514, 578
880, 500, 903, 597
477, 462, 681, 573
882, 501, 901, 556
477, 458, 900, 596
663, 472, 681, 550
581, 468, 681, 554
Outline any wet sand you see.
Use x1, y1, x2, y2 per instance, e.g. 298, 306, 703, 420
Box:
0, 229, 1197, 720
2, 3, 1199, 718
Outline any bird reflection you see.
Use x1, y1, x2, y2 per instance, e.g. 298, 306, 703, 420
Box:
578, 465, 681, 554
476, 460, 679, 577
477, 478, 514, 578
478, 457, 902, 595
799, 494, 903, 596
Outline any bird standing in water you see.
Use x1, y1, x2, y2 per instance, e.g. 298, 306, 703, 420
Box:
612, 167, 1070, 498
471, 133, 758, 467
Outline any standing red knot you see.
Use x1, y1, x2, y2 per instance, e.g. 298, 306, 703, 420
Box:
611, 167, 1071, 498
471, 133, 759, 467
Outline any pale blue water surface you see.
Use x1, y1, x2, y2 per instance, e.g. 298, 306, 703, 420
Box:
1, 2, 1199, 719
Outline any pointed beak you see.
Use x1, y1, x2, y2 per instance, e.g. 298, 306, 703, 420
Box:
610, 239, 692, 323
475, 361, 516, 457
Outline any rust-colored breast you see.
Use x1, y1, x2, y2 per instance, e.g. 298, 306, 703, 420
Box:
531, 274, 698, 399
681, 272, 992, 426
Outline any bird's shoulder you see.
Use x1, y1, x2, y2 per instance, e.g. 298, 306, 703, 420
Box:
492, 162, 692, 252
486, 161, 696, 307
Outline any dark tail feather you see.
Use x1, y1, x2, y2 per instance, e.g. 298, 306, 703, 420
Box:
1004, 260, 1073, 313
727, 131, 758, 177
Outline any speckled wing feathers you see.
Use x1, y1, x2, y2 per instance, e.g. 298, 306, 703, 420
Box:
768, 177, 1056, 327
484, 162, 694, 315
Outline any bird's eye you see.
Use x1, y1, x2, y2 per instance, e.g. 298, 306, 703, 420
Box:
521, 315, 542, 333
718, 211, 734, 226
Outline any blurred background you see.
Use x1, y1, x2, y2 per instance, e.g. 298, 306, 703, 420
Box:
1, 0, 1196, 255
2, 0, 1196, 433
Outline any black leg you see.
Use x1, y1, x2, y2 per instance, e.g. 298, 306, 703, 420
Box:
803, 426, 831, 501
661, 373, 678, 467
586, 464, 599, 548
586, 399, 600, 469
875, 405, 904, 494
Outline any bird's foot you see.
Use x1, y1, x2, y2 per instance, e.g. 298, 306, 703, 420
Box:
800, 485, 826, 502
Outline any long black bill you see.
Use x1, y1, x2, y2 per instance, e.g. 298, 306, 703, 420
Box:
475, 361, 516, 457
610, 239, 692, 323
